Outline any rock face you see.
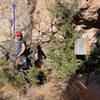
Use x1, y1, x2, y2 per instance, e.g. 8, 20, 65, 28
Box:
74, 0, 100, 46
32, 0, 57, 43
0, 0, 34, 59
0, 0, 100, 59
76, 0, 100, 28
0, 0, 56, 59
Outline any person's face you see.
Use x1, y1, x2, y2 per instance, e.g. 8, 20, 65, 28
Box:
16, 36, 22, 41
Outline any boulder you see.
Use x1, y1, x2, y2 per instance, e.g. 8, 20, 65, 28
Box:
76, 0, 100, 28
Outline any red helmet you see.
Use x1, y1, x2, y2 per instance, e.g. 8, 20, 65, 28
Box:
16, 32, 22, 37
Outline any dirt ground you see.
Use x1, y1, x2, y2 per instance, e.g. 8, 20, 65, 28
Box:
0, 72, 100, 100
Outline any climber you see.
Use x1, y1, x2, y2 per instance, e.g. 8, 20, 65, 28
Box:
16, 32, 27, 69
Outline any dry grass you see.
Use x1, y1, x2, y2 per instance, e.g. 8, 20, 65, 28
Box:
0, 75, 100, 100
25, 74, 100, 100
65, 79, 100, 100
0, 83, 18, 100
26, 78, 66, 100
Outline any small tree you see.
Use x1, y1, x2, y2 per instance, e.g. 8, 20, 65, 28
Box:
47, 0, 83, 78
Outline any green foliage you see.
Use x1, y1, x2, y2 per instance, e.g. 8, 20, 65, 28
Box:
0, 68, 26, 88
0, 81, 5, 89
48, 0, 78, 32
47, 0, 83, 78
0, 68, 8, 80
28, 67, 40, 84
0, 60, 7, 66
10, 71, 26, 88
0, 66, 40, 92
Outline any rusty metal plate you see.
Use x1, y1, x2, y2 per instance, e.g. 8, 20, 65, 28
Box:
74, 38, 90, 55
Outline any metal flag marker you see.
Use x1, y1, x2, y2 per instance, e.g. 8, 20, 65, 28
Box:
12, 4, 16, 32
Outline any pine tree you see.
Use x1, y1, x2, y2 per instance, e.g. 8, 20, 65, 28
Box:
47, 0, 83, 78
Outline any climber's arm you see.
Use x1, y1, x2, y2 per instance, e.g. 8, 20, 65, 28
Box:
17, 44, 26, 57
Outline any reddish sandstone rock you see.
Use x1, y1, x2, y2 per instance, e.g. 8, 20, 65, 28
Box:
0, 0, 34, 59
77, 0, 100, 26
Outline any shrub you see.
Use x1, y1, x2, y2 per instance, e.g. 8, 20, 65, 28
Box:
0, 60, 7, 66
0, 81, 5, 89
28, 67, 40, 84
47, 0, 83, 78
0, 66, 40, 92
